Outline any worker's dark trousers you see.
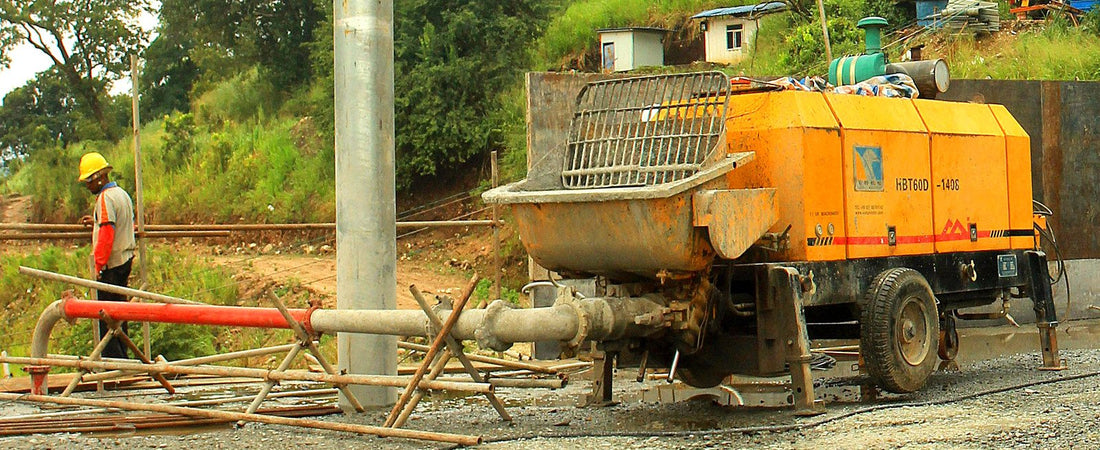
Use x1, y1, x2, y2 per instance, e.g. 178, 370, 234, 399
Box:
96, 258, 133, 359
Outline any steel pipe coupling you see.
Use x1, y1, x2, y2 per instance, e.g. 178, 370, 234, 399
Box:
474, 287, 669, 352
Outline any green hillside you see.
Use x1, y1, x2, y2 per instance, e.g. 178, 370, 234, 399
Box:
2, 0, 1100, 223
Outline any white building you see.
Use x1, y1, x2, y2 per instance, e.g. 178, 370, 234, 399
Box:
692, 2, 787, 64
596, 27, 669, 72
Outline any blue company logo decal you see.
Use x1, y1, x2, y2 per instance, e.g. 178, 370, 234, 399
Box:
854, 146, 884, 192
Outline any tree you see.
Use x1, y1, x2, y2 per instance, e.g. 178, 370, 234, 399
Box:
0, 0, 152, 140
158, 0, 323, 91
391, 0, 549, 188
140, 34, 198, 118
0, 68, 80, 158
305, 0, 550, 190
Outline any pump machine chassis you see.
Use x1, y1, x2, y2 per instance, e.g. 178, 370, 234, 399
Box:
484, 71, 1062, 414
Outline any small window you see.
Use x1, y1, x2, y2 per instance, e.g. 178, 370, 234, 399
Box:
726, 24, 743, 50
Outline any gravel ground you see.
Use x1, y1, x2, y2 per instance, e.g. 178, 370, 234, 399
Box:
3, 323, 1100, 449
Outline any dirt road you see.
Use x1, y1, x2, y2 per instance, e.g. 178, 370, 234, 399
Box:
210, 253, 475, 310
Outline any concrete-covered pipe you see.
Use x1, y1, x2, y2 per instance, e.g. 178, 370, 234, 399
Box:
28, 290, 670, 392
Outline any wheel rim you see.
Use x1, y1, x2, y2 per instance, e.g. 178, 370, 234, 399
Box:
897, 295, 932, 366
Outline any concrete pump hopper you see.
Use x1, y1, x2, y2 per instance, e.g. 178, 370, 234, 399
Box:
485, 72, 1063, 414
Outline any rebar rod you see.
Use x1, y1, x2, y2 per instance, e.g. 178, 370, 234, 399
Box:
0, 405, 341, 436
59, 325, 116, 397
434, 376, 565, 389
0, 356, 492, 394
394, 349, 452, 427
0, 392, 480, 445
19, 266, 203, 305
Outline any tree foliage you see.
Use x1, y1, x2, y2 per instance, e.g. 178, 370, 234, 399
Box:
140, 35, 198, 119
391, 0, 549, 187
158, 0, 323, 92
0, 68, 79, 158
306, 0, 550, 189
0, 0, 151, 139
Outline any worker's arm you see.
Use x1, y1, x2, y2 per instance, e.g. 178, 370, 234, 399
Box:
93, 223, 115, 275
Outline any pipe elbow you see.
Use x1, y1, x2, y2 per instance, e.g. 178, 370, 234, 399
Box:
32, 299, 67, 358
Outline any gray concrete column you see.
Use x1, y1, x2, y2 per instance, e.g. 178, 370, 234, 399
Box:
334, 0, 396, 408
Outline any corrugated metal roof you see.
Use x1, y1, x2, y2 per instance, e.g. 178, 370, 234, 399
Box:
596, 27, 672, 34
691, 2, 788, 19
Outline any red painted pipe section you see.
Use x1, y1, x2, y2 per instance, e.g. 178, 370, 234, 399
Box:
61, 298, 311, 329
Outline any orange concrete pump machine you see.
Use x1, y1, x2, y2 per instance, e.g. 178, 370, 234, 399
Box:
484, 70, 1062, 414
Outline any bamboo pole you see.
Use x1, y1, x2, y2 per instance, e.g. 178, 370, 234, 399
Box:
816, 0, 833, 62
20, 266, 203, 305
491, 150, 501, 304
0, 392, 480, 445
409, 285, 510, 424
266, 291, 364, 412
385, 275, 478, 427
78, 343, 299, 382
397, 341, 556, 374
131, 54, 151, 358
0, 356, 492, 394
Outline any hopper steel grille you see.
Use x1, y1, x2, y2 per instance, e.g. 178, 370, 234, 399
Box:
562, 72, 731, 189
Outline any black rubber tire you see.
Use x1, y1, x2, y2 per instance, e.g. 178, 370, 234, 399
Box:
860, 268, 939, 393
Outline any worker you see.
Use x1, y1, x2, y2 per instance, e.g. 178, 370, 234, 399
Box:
78, 152, 136, 360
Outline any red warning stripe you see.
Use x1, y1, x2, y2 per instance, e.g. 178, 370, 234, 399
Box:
807, 229, 1030, 247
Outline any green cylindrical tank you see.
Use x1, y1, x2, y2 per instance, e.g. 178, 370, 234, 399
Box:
827, 17, 889, 86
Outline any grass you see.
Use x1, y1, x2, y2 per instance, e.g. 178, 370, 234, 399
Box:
936, 24, 1100, 80
5, 66, 336, 225
0, 245, 320, 375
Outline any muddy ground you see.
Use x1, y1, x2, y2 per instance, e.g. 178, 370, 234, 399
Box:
3, 321, 1100, 449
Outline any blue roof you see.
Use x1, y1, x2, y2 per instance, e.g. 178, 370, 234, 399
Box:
691, 2, 788, 19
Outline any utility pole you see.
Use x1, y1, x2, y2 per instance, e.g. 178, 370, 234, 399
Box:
334, 0, 397, 408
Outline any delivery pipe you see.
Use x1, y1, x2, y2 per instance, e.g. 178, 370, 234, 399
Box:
28, 292, 668, 392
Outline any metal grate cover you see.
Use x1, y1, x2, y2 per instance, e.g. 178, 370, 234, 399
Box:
562, 72, 731, 189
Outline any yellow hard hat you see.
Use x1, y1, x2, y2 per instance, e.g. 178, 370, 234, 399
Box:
77, 152, 111, 182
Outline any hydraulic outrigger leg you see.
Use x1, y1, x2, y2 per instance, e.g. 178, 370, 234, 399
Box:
773, 267, 824, 416
1026, 250, 1065, 370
